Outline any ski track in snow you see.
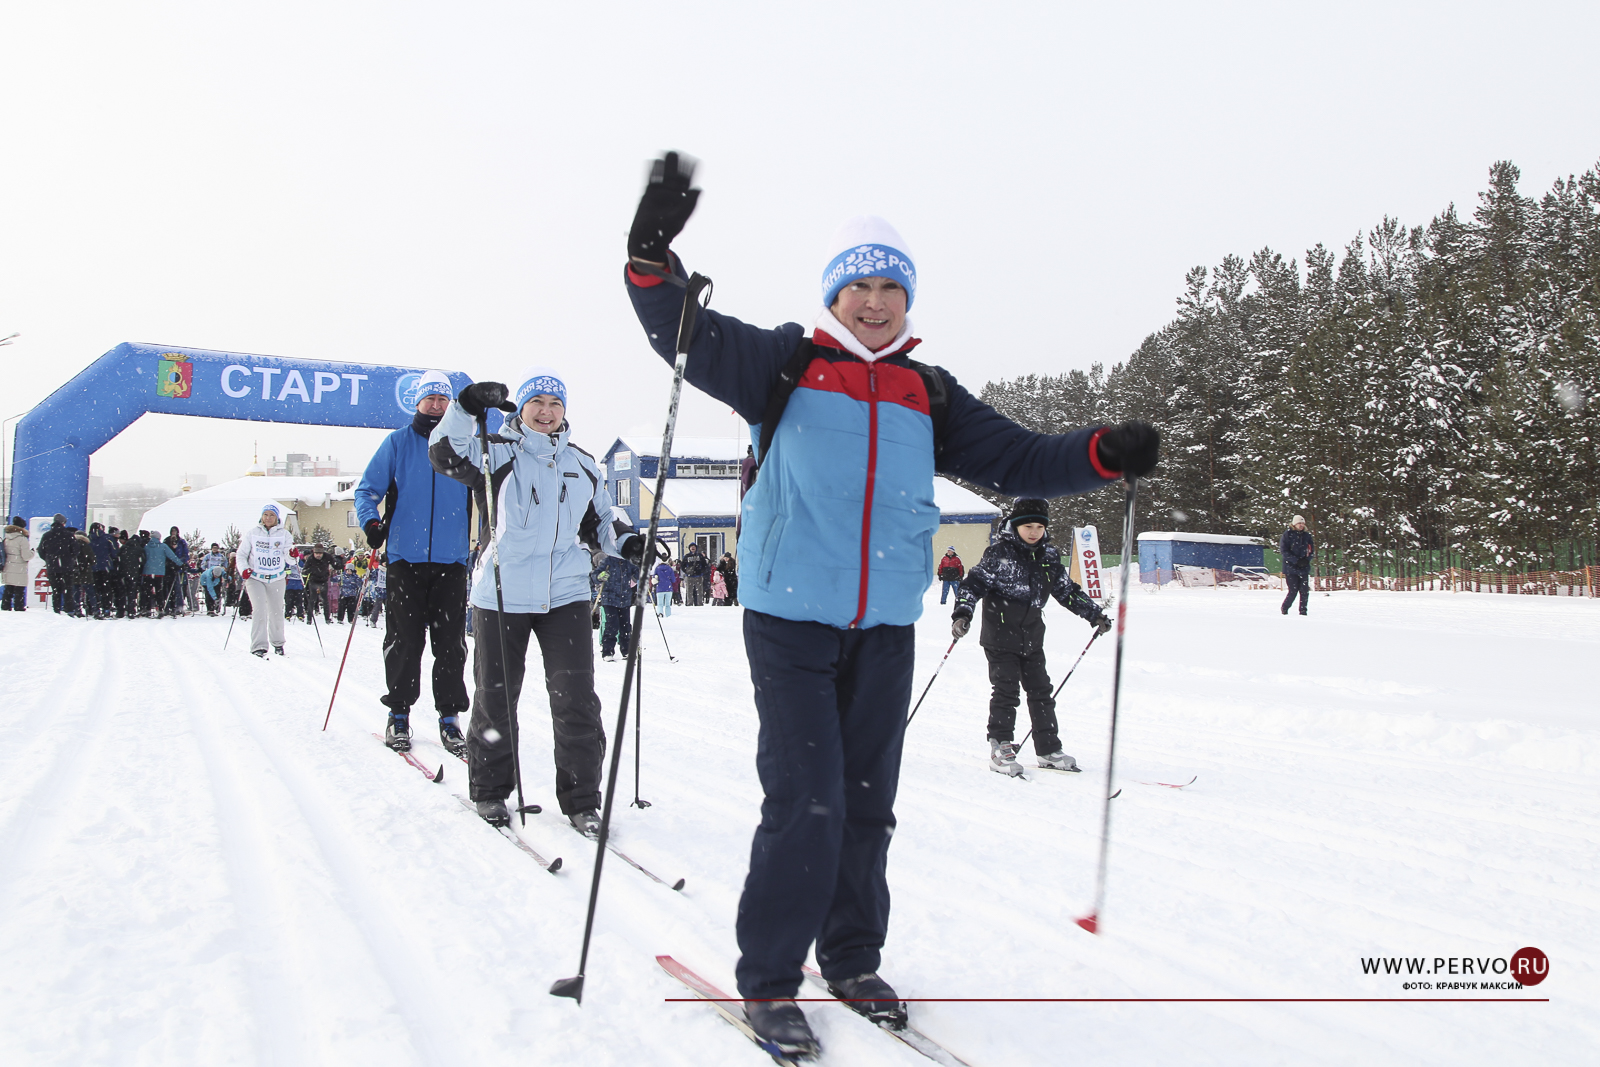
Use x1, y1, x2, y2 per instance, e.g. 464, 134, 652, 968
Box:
1, 587, 1595, 1066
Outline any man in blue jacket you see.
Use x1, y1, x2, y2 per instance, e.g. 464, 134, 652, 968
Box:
623, 153, 1160, 1057
356, 369, 473, 757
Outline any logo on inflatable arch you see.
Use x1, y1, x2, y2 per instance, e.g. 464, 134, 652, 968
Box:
156, 354, 193, 399
394, 371, 428, 415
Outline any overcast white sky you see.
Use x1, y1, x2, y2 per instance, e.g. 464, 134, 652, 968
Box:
3, 1, 1597, 494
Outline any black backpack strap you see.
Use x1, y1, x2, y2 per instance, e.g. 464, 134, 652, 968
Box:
756, 338, 820, 468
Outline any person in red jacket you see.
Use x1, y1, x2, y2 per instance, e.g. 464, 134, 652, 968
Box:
937, 546, 964, 604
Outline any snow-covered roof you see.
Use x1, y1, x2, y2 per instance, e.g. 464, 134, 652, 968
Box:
657, 479, 740, 518
616, 436, 748, 462
1136, 531, 1266, 545
139, 476, 357, 540
933, 478, 1002, 516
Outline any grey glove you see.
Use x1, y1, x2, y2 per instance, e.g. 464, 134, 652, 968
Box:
1093, 615, 1112, 637
951, 607, 972, 639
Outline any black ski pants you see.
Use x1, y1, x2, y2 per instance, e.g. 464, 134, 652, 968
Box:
599, 603, 631, 657
1282, 570, 1310, 614
305, 579, 331, 622
985, 646, 1060, 756
735, 609, 915, 1001
467, 599, 605, 815
381, 560, 470, 718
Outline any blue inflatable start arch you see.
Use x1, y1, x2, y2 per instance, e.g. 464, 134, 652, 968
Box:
8, 342, 477, 526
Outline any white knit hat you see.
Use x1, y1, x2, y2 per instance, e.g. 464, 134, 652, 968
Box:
414, 369, 453, 401
821, 216, 917, 309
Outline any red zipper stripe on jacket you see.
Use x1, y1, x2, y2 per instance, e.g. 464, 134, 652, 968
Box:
852, 366, 879, 628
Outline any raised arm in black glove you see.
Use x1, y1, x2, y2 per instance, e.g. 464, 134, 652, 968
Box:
1095, 420, 1161, 478
363, 519, 386, 550
458, 381, 515, 418
951, 605, 972, 640
628, 151, 700, 264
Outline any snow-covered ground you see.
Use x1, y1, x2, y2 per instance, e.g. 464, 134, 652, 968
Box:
1, 584, 1594, 1066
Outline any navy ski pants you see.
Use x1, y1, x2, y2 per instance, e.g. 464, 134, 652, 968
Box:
735, 609, 915, 1001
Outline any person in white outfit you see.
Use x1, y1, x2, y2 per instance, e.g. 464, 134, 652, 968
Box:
239, 503, 292, 657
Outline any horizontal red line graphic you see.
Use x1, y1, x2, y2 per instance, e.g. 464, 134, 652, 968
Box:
667, 997, 1549, 1004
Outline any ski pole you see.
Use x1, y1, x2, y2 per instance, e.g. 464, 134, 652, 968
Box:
1076, 475, 1138, 936
652, 600, 677, 662
630, 637, 650, 809
222, 592, 241, 650
476, 415, 531, 825
309, 599, 325, 657
321, 549, 377, 731
1016, 629, 1103, 752
552, 264, 712, 1006
904, 636, 960, 727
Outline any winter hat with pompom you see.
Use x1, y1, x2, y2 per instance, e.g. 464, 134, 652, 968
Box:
821, 216, 917, 310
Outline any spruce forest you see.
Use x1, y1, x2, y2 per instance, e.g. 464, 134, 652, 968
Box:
971, 160, 1600, 575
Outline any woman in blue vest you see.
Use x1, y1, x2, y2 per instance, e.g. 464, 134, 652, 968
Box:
623, 153, 1159, 1057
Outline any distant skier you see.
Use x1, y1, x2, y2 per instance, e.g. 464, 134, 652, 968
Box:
652, 559, 676, 616
337, 564, 361, 623
301, 544, 334, 624
2, 517, 33, 611
594, 554, 639, 661
238, 503, 292, 657
1280, 514, 1314, 615
429, 367, 647, 836
622, 151, 1158, 1056
355, 369, 473, 758
38, 515, 75, 614
936, 546, 964, 604
951, 499, 1110, 777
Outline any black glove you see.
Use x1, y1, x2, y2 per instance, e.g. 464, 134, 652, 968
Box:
363, 520, 386, 550
618, 535, 648, 566
459, 381, 514, 418
628, 151, 700, 262
1093, 615, 1112, 637
1095, 420, 1160, 478
951, 606, 972, 639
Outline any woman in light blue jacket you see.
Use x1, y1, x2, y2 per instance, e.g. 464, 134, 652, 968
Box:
429, 367, 645, 833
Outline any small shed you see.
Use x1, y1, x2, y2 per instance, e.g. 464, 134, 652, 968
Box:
1137, 531, 1266, 585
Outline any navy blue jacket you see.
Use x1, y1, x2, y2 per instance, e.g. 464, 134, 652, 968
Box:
356, 415, 471, 566
627, 260, 1116, 629
594, 557, 640, 608
1280, 528, 1315, 575
90, 531, 115, 572
955, 530, 1105, 653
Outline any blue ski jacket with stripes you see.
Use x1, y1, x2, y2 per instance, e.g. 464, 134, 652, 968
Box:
626, 259, 1119, 630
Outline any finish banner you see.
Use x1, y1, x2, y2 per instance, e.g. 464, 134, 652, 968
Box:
1069, 524, 1106, 602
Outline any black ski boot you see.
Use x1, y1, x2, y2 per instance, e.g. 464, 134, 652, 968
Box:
252, 649, 267, 659
569, 809, 601, 839
744, 1000, 821, 1060
475, 798, 510, 827
826, 972, 908, 1030
385, 711, 412, 752
274, 645, 285, 656
439, 716, 468, 759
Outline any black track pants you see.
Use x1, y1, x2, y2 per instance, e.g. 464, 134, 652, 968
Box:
985, 646, 1061, 756
1282, 571, 1310, 613
381, 560, 469, 716
467, 600, 605, 814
